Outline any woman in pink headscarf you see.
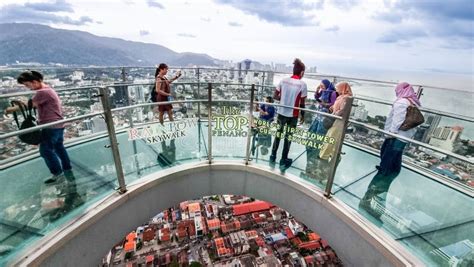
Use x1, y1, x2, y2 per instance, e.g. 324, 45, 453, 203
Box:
359, 82, 421, 218
313, 82, 353, 182
377, 81, 421, 173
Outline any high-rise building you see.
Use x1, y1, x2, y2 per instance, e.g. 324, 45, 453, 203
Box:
429, 126, 463, 152
424, 114, 441, 142
243, 59, 252, 72
82, 119, 93, 131
237, 62, 243, 83
265, 71, 274, 86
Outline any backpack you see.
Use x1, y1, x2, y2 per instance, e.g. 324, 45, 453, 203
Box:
399, 98, 425, 131
11, 99, 42, 145
150, 76, 167, 102
150, 84, 157, 102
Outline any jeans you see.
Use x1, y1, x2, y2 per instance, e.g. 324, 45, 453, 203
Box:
378, 138, 406, 176
271, 115, 298, 160
359, 138, 406, 217
39, 128, 71, 176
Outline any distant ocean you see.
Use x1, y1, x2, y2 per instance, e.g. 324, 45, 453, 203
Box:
274, 74, 474, 140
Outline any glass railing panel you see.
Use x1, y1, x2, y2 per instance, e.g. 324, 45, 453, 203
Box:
210, 101, 249, 161
112, 102, 208, 185
351, 96, 474, 147
248, 103, 345, 191
332, 153, 474, 266
346, 119, 473, 188
418, 86, 473, 118
0, 86, 107, 163
0, 125, 119, 265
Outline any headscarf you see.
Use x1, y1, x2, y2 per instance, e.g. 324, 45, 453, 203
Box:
320, 79, 336, 103
395, 82, 421, 106
332, 82, 353, 114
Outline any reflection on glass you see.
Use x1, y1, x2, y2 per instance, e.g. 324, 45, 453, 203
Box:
157, 140, 176, 167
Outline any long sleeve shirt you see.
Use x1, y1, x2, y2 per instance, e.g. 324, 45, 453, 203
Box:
384, 98, 417, 140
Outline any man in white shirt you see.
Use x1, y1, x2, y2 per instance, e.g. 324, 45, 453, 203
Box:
270, 58, 307, 168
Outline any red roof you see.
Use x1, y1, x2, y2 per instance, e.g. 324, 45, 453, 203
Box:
308, 232, 320, 241
304, 256, 315, 264
285, 227, 295, 239
246, 230, 258, 238
232, 201, 274, 216
255, 237, 265, 247
161, 234, 170, 241
146, 255, 154, 263
207, 218, 221, 230
291, 237, 302, 246
321, 239, 329, 248
124, 241, 135, 252
299, 240, 321, 250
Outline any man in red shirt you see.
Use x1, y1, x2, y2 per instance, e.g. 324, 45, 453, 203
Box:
6, 71, 71, 183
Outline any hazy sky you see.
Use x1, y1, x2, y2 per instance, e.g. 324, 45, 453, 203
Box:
0, 0, 473, 89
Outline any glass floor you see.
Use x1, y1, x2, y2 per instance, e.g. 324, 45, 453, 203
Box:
0, 122, 472, 266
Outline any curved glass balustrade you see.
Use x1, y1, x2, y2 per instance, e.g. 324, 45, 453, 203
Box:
1, 72, 473, 266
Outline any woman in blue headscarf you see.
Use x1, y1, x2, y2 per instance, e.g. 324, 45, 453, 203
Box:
315, 79, 337, 113
304, 79, 338, 180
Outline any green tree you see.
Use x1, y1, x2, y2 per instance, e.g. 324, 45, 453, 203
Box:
170, 259, 179, 267
124, 252, 133, 260
190, 262, 202, 267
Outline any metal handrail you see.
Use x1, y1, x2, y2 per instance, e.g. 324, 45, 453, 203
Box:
0, 112, 104, 140
2, 66, 470, 93
353, 95, 474, 123
2, 97, 470, 164
348, 119, 474, 164
0, 82, 276, 99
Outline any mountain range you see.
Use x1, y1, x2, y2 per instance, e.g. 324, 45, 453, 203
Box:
0, 23, 222, 67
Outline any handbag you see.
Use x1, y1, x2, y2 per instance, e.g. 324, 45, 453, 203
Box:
399, 98, 424, 131
11, 99, 42, 145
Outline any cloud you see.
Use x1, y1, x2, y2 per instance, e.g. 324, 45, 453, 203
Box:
24, 0, 73, 13
325, 25, 340, 32
228, 21, 242, 27
329, 0, 361, 9
201, 17, 211, 22
177, 33, 196, 38
377, 28, 427, 43
374, 0, 473, 49
139, 30, 150, 36
214, 0, 322, 26
372, 12, 403, 24
147, 0, 164, 9
0, 3, 96, 26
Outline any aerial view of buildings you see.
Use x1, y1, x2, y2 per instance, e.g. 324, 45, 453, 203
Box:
101, 195, 342, 267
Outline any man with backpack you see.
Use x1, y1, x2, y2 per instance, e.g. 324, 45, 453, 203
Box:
5, 70, 71, 184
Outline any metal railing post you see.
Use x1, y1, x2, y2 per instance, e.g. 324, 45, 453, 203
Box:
99, 86, 127, 193
245, 84, 256, 165
197, 68, 202, 153
125, 85, 141, 176
324, 97, 354, 197
416, 86, 424, 100
207, 83, 213, 164
197, 68, 201, 121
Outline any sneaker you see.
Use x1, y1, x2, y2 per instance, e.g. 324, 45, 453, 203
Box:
279, 158, 293, 168
269, 155, 276, 163
44, 173, 64, 184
